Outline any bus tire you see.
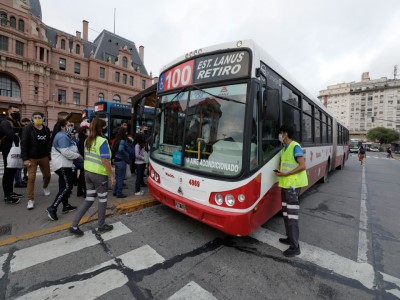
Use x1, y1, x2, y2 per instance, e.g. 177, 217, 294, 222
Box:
338, 157, 345, 170
320, 162, 329, 184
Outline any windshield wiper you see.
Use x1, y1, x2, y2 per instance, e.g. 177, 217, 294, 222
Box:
168, 86, 188, 102
192, 85, 245, 105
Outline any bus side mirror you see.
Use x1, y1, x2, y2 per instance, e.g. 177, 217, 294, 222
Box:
263, 89, 280, 120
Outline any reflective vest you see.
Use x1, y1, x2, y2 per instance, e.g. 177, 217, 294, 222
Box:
279, 141, 308, 189
84, 136, 110, 176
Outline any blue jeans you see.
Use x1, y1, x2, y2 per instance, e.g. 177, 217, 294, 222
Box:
14, 168, 22, 184
113, 160, 127, 196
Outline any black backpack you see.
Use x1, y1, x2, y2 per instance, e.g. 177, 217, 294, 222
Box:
359, 148, 365, 154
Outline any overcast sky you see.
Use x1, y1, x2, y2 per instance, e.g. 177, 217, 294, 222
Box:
40, 0, 400, 97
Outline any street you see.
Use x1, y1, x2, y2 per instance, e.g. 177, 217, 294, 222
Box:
0, 153, 399, 299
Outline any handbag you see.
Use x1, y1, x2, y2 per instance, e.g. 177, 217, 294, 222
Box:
7, 141, 23, 168
125, 164, 132, 179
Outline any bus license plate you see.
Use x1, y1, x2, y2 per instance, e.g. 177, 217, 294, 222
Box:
175, 201, 186, 211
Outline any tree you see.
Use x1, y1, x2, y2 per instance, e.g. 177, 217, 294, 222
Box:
366, 127, 400, 144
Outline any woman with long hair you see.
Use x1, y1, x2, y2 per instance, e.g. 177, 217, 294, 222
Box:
70, 118, 116, 236
134, 133, 147, 196
112, 127, 134, 198
46, 120, 80, 221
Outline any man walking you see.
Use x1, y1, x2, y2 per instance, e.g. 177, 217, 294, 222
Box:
0, 105, 23, 204
21, 112, 51, 209
274, 125, 308, 257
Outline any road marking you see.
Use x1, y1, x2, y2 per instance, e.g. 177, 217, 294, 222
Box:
80, 244, 165, 274
15, 269, 128, 300
10, 222, 131, 273
358, 165, 368, 263
168, 281, 218, 300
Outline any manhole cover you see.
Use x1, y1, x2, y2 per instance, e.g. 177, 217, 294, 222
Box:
0, 224, 12, 236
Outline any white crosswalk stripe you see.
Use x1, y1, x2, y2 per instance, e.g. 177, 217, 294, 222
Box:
168, 281, 218, 300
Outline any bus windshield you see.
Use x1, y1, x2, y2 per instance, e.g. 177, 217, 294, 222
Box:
152, 83, 247, 176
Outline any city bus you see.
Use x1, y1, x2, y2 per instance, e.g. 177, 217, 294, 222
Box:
349, 139, 361, 153
82, 108, 94, 122
93, 100, 131, 140
130, 83, 157, 135
148, 40, 349, 236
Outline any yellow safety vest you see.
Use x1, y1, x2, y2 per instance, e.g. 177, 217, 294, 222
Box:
84, 136, 111, 176
279, 141, 308, 189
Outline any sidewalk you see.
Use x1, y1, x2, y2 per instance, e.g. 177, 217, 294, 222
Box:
0, 169, 159, 246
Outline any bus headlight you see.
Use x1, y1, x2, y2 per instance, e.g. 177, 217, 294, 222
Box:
238, 194, 246, 202
215, 194, 224, 205
150, 170, 155, 178
225, 194, 235, 206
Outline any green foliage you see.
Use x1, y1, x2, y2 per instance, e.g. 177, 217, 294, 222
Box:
366, 127, 399, 144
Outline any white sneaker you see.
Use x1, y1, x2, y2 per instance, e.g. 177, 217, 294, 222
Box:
134, 191, 145, 196
43, 187, 50, 196
27, 200, 35, 210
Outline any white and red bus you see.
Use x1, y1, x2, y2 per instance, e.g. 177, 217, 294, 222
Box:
148, 40, 349, 236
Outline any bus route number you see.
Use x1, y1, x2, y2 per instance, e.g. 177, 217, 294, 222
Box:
160, 60, 194, 92
189, 179, 200, 187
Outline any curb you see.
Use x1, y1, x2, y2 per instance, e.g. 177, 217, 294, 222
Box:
0, 196, 159, 247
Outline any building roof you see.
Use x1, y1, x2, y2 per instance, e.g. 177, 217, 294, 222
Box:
28, 0, 42, 20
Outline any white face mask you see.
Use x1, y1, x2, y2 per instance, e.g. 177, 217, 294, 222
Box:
278, 133, 284, 143
66, 127, 73, 135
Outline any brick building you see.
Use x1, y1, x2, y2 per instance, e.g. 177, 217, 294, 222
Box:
0, 0, 153, 127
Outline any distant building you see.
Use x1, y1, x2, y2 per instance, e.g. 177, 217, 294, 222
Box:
319, 72, 400, 140
0, 0, 153, 127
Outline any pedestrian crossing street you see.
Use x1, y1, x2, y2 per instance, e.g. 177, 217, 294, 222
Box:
2, 220, 400, 299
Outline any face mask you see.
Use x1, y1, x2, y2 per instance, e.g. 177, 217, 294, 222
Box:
278, 133, 284, 143
66, 127, 73, 135
10, 112, 21, 121
86, 129, 90, 136
34, 119, 43, 126
102, 128, 107, 134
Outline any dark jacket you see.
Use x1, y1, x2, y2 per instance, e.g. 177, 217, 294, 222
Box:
21, 124, 51, 161
0, 117, 21, 157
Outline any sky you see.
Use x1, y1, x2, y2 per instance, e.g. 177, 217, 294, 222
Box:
39, 0, 400, 97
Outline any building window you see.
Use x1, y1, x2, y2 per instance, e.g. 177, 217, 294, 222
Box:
98, 92, 104, 100
113, 94, 121, 103
129, 76, 134, 86
58, 89, 66, 103
0, 35, 8, 51
74, 62, 80, 74
122, 56, 128, 68
15, 40, 24, 56
115, 72, 120, 82
73, 92, 80, 105
142, 80, 146, 89
123, 74, 127, 84
0, 12, 7, 26
127, 97, 132, 104
0, 73, 21, 98
99, 67, 105, 79
59, 58, 66, 70
76, 44, 80, 55
10, 16, 16, 28
18, 19, 24, 31
61, 39, 65, 50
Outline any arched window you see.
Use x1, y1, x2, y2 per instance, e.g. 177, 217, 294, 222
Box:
122, 56, 128, 68
18, 19, 24, 32
98, 92, 104, 101
0, 12, 7, 26
76, 44, 80, 55
61, 39, 65, 50
127, 97, 133, 104
10, 16, 16, 28
113, 94, 121, 103
0, 73, 21, 98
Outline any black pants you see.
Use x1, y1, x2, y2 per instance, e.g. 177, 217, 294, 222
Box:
77, 168, 86, 195
2, 156, 17, 197
281, 187, 300, 249
135, 163, 145, 193
51, 168, 74, 209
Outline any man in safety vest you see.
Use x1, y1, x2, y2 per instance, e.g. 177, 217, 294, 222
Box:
274, 125, 308, 257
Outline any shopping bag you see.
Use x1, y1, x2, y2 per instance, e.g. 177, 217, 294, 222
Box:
125, 165, 132, 179
7, 141, 23, 168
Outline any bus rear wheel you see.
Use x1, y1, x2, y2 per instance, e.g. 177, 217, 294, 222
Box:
320, 162, 329, 184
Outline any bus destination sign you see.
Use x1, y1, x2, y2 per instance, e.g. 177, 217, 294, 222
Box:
158, 50, 250, 93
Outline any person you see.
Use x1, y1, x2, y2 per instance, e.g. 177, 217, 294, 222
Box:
1, 105, 23, 204
19, 118, 32, 183
21, 112, 52, 210
387, 146, 393, 159
46, 120, 80, 221
274, 125, 308, 257
186, 112, 211, 152
112, 127, 134, 198
76, 125, 89, 197
358, 145, 366, 166
134, 133, 147, 196
69, 118, 116, 236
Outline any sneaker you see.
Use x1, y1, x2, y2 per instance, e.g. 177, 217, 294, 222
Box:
43, 187, 51, 196
283, 246, 301, 257
278, 238, 290, 245
27, 200, 35, 210
46, 207, 58, 221
11, 192, 23, 197
69, 226, 84, 237
134, 191, 145, 196
62, 204, 77, 214
14, 182, 27, 188
97, 224, 114, 233
116, 194, 127, 198
4, 195, 20, 204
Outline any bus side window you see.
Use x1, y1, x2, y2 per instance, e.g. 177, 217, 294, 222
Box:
261, 87, 281, 163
